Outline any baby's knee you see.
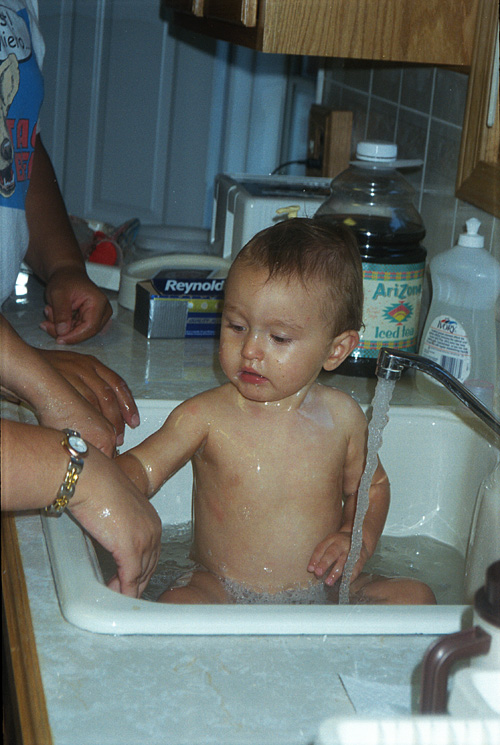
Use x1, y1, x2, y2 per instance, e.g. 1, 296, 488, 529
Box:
384, 578, 436, 605
357, 576, 436, 605
158, 570, 232, 604
404, 579, 436, 605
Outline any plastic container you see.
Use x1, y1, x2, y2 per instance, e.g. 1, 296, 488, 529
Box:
418, 218, 500, 409
464, 459, 500, 603
420, 561, 500, 718
315, 141, 427, 377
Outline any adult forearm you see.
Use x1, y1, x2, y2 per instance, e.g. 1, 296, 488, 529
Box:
0, 315, 74, 409
1, 419, 162, 597
0, 316, 117, 454
1, 420, 74, 510
23, 135, 113, 344
23, 135, 85, 282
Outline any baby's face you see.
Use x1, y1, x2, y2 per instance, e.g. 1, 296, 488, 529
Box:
219, 261, 337, 405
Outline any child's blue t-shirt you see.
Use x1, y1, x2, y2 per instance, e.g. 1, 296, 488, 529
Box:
0, 0, 45, 304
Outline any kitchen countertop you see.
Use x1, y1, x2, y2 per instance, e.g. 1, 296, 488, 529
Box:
2, 276, 447, 745
3, 274, 437, 407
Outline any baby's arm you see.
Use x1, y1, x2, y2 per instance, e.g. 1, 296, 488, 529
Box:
308, 399, 390, 586
116, 396, 209, 498
116, 451, 151, 496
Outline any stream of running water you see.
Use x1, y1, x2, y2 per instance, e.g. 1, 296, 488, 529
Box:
338, 377, 396, 605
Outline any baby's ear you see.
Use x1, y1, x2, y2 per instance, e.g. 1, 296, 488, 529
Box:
323, 330, 360, 371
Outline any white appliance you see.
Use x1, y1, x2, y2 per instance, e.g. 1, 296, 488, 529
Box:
211, 173, 333, 260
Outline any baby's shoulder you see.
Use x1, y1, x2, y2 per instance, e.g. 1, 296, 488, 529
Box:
314, 383, 366, 423
169, 385, 232, 423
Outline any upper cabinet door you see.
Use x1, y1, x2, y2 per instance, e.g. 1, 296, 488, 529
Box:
161, 0, 479, 66
456, 0, 500, 217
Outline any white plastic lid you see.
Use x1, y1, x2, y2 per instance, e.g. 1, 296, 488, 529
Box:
356, 141, 398, 162
457, 218, 484, 248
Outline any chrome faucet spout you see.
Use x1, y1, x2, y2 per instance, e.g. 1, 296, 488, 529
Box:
376, 347, 500, 437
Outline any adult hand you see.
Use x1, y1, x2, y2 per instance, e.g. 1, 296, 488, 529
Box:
35, 392, 118, 457
69, 449, 162, 597
24, 136, 112, 345
1, 316, 123, 456
1, 420, 162, 597
40, 266, 113, 344
38, 349, 139, 446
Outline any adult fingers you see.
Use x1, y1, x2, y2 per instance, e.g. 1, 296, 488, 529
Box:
39, 350, 139, 444
111, 525, 161, 598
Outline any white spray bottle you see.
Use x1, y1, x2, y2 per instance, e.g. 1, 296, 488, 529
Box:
418, 218, 500, 409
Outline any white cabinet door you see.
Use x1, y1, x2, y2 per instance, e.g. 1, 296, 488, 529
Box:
38, 0, 300, 230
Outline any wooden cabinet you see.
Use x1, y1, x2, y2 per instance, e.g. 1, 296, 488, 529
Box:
161, 0, 479, 66
456, 0, 500, 217
2, 515, 52, 745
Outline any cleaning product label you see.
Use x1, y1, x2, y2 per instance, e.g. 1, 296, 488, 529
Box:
420, 315, 471, 382
354, 262, 425, 359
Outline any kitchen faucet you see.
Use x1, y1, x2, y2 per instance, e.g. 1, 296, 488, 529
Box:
376, 348, 500, 437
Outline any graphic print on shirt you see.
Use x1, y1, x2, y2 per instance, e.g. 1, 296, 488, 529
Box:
0, 3, 43, 206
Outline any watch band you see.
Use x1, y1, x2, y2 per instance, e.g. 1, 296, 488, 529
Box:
45, 429, 88, 517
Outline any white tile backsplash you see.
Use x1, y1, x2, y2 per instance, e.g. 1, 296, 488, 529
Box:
322, 60, 498, 257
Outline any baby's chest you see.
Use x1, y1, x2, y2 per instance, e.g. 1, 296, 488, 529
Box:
205, 419, 345, 486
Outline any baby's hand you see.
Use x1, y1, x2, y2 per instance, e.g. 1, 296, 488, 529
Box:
307, 532, 368, 586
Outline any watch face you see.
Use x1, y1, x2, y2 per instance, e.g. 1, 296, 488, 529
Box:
68, 435, 88, 454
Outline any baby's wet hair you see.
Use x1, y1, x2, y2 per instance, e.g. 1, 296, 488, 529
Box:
233, 218, 364, 336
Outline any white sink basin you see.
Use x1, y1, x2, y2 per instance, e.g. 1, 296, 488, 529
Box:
42, 401, 498, 635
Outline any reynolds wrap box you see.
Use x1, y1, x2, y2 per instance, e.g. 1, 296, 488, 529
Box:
134, 274, 225, 339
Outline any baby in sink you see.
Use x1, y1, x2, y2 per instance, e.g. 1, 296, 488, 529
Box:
117, 219, 435, 605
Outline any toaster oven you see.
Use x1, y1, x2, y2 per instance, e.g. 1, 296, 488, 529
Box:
211, 173, 332, 260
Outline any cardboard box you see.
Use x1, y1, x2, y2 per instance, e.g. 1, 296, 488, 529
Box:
134, 275, 225, 339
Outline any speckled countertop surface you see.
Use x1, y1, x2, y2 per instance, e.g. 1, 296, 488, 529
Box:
3, 275, 438, 407
3, 277, 441, 745
14, 512, 435, 745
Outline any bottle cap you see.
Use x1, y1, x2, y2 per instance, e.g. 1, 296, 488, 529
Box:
458, 218, 484, 248
356, 141, 398, 162
352, 141, 422, 169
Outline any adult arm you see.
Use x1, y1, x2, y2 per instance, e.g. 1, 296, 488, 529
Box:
1, 419, 162, 597
0, 315, 118, 455
23, 135, 112, 344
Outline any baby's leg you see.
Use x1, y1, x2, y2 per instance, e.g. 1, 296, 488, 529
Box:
158, 569, 233, 604
349, 574, 436, 605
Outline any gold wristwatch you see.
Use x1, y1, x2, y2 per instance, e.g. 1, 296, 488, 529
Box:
45, 429, 88, 516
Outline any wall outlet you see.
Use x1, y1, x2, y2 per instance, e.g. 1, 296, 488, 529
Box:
306, 105, 353, 179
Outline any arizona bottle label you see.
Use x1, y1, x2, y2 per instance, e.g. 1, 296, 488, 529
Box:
353, 262, 425, 360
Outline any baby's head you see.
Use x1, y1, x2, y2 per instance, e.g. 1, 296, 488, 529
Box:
230, 218, 363, 338
221, 219, 363, 401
